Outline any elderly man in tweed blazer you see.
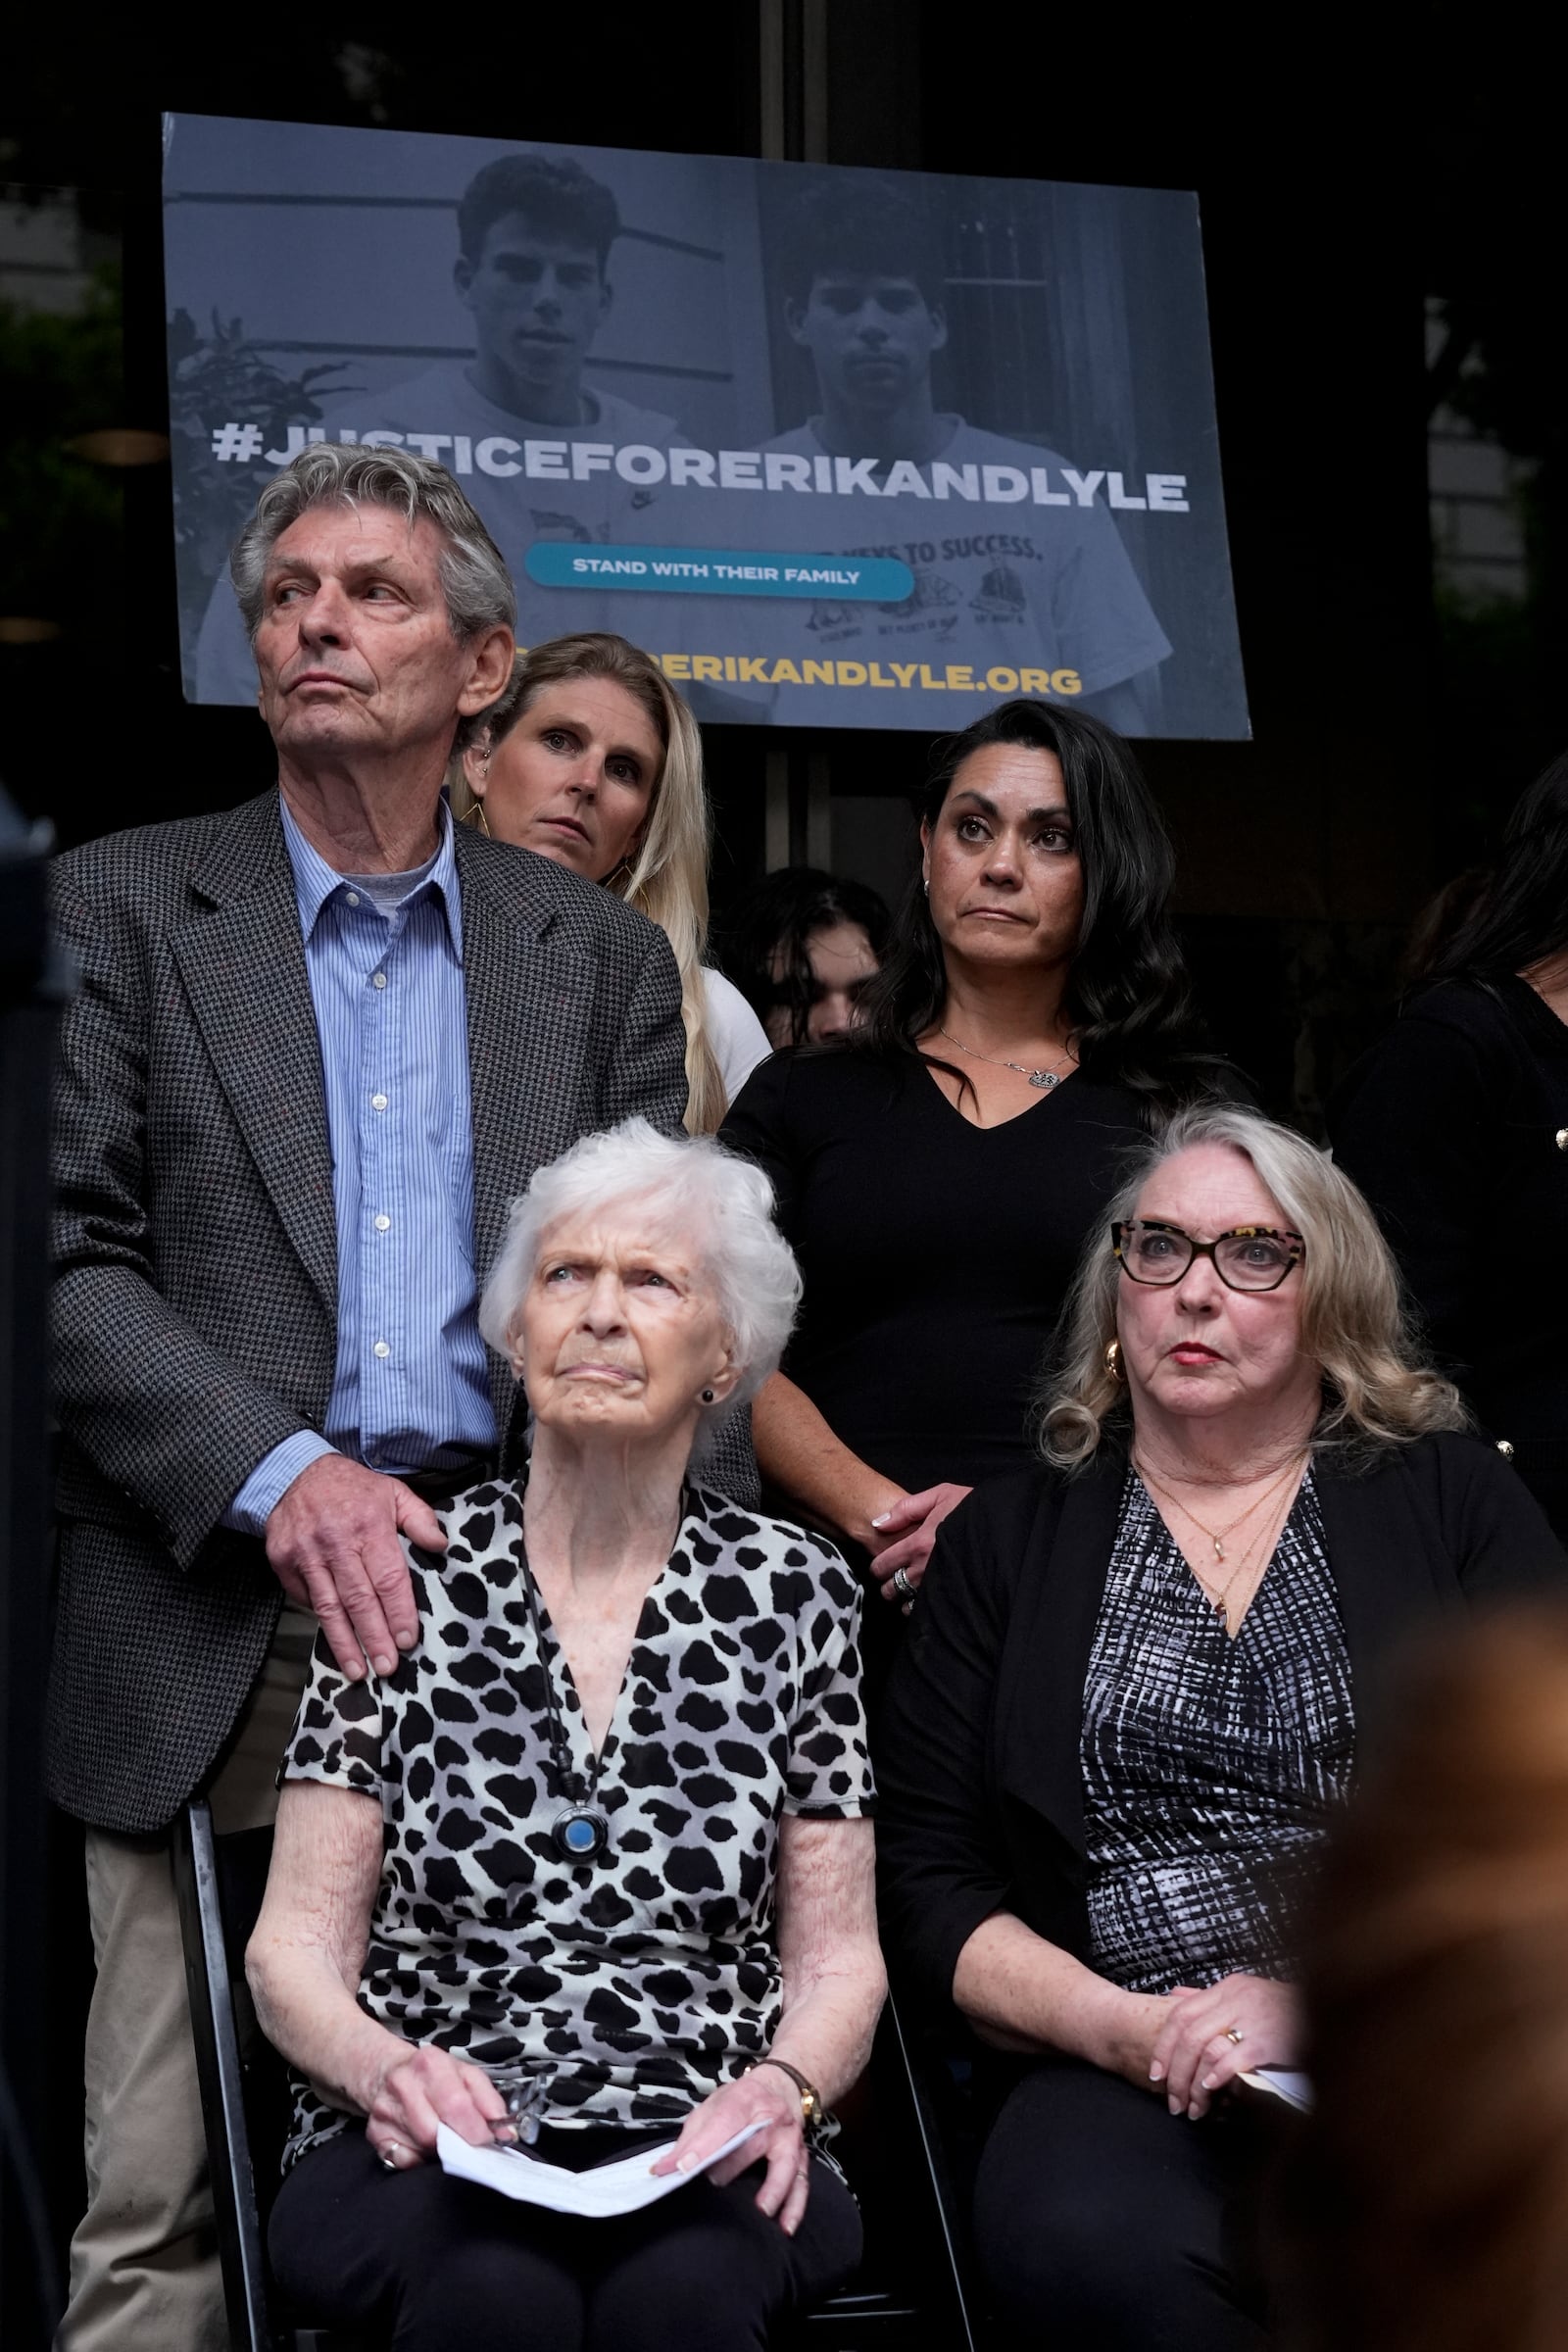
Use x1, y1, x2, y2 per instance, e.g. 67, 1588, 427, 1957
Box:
48, 445, 690, 2351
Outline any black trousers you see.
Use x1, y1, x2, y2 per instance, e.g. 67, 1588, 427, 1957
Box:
972, 2058, 1276, 2351
270, 2127, 862, 2352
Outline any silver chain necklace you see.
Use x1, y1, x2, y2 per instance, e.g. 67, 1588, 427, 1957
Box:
938, 1027, 1074, 1092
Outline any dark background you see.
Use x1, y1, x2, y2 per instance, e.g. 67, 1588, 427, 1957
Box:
3, 4, 1564, 2328
5, 9, 1563, 1122
7, 9, 1562, 1128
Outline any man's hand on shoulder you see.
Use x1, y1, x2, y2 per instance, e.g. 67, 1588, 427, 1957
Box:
265, 1454, 447, 1680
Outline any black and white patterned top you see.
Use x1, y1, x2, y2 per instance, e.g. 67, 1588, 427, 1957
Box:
278, 1476, 873, 2169
1081, 1471, 1355, 1997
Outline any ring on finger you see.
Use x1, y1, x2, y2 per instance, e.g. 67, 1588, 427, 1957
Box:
892, 1566, 914, 1601
1223, 2027, 1245, 2046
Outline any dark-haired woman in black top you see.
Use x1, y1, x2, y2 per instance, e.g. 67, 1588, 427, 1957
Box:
1331, 747, 1568, 1540
721, 698, 1223, 1609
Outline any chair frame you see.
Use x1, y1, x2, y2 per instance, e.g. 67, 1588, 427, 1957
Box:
172, 1798, 282, 2352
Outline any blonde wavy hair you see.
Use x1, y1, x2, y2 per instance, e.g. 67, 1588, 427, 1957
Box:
1036, 1102, 1466, 1469
451, 634, 726, 1134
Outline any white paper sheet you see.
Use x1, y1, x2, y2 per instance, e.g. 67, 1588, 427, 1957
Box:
1238, 2067, 1312, 2113
435, 2119, 769, 2218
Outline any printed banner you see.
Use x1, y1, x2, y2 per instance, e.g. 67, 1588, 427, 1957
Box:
163, 114, 1249, 736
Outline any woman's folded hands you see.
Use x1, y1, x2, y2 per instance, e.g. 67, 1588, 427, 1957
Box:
1145, 1974, 1301, 2121
357, 2032, 817, 2229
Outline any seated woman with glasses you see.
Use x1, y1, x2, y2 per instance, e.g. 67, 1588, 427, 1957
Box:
247, 1120, 883, 2352
876, 1102, 1567, 2351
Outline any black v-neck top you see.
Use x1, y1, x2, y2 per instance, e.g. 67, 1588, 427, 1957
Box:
1330, 976, 1568, 1536
719, 1048, 1151, 1492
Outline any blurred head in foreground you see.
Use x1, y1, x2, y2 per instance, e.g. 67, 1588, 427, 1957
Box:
1298, 1603, 1568, 2352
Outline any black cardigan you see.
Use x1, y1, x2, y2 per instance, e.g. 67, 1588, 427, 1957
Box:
875, 1434, 1568, 2014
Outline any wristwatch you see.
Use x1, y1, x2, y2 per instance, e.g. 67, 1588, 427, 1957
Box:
752, 2056, 821, 2126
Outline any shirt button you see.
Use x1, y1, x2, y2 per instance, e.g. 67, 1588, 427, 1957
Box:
1497, 1439, 1516, 1458
372, 971, 387, 990
373, 1340, 391, 1359
345, 891, 361, 907
370, 1093, 388, 1111
374, 1213, 391, 1232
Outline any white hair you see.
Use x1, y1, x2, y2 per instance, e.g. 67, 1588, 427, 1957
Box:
478, 1118, 801, 1457
229, 442, 515, 645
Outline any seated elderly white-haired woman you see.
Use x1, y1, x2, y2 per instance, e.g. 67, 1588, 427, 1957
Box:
248, 1118, 885, 2352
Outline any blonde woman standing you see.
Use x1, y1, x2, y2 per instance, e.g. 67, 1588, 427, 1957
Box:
454, 634, 769, 1133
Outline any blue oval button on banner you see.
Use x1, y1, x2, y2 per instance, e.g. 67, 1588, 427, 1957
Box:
524, 544, 914, 602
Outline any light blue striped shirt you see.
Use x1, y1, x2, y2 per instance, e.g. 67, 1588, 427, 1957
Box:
225, 798, 495, 1536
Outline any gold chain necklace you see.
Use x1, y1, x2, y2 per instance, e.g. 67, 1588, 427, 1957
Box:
1186, 1499, 1290, 1631
937, 1027, 1075, 1093
1133, 1453, 1301, 1563
1134, 1454, 1307, 1633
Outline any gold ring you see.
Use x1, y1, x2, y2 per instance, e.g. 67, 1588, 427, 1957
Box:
1224, 2028, 1244, 2046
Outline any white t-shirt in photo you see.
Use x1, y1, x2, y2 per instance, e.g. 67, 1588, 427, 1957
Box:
723, 417, 1172, 723
192, 363, 681, 704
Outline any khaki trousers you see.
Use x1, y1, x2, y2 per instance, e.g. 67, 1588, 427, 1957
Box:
56, 1608, 317, 2352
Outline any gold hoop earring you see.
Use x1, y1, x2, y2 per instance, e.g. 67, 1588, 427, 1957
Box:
473, 798, 492, 838
1103, 1338, 1122, 1382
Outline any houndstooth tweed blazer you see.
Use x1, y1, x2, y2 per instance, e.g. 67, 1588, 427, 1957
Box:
47, 790, 689, 1835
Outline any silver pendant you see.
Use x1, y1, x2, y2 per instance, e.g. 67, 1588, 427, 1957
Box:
1028, 1069, 1060, 1091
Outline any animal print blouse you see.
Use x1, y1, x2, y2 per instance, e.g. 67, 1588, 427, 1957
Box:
278, 1476, 874, 2169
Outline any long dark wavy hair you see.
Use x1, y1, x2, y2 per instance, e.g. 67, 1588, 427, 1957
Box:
1424, 749, 1568, 985
721, 866, 893, 1046
858, 699, 1213, 1101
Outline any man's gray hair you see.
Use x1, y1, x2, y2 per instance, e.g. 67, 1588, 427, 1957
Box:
479, 1118, 802, 1461
228, 442, 516, 645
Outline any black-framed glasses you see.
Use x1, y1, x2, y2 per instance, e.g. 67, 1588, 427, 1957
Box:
1112, 1219, 1305, 1294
